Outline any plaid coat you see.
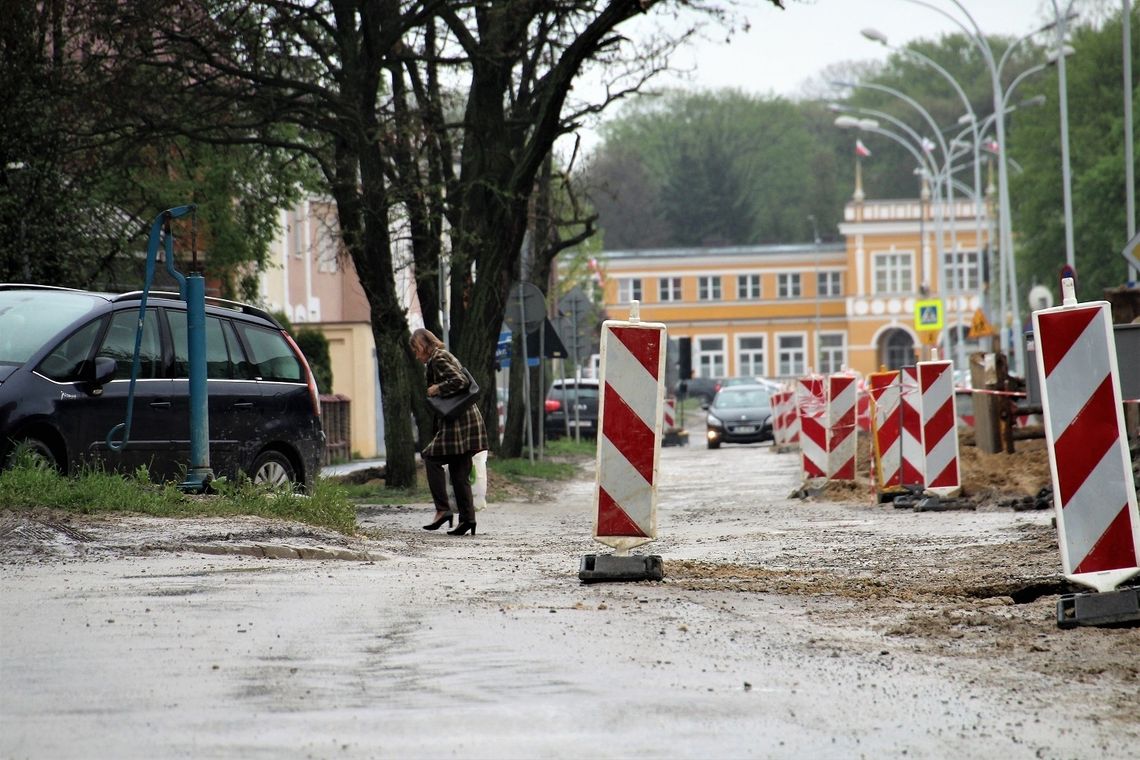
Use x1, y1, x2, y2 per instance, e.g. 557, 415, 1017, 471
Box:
422, 347, 489, 457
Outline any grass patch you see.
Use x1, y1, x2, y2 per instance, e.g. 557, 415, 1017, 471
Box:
0, 456, 357, 534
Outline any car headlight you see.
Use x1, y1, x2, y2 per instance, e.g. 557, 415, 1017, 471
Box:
706, 413, 721, 426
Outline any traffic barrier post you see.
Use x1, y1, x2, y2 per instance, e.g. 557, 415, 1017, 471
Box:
1033, 278, 1140, 596
796, 375, 827, 480
580, 301, 666, 582
917, 359, 962, 497
826, 373, 858, 481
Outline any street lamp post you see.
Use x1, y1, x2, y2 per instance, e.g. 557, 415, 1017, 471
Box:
833, 80, 959, 365
1051, 1, 1078, 271
894, 0, 1074, 375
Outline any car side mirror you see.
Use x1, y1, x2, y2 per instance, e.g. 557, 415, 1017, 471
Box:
89, 356, 117, 395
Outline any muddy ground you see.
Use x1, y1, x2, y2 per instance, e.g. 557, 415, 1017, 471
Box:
2, 430, 1139, 758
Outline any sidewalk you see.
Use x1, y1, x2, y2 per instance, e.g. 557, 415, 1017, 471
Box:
320, 458, 385, 478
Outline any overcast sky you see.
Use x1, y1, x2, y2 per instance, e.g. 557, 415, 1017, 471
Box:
569, 0, 1067, 153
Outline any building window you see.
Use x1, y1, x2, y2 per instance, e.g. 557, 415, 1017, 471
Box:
818, 333, 846, 375
943, 250, 980, 292
777, 334, 806, 377
696, 337, 726, 377
618, 278, 642, 304
315, 219, 339, 273
777, 273, 801, 298
659, 277, 682, 302
817, 271, 842, 297
873, 252, 914, 294
737, 335, 766, 377
737, 274, 761, 300
698, 276, 722, 301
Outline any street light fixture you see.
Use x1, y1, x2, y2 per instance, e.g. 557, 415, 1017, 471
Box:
893, 0, 1072, 375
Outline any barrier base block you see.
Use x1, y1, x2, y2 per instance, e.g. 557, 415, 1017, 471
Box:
1057, 587, 1140, 629
912, 494, 975, 512
773, 444, 799, 454
579, 553, 664, 583
662, 429, 689, 447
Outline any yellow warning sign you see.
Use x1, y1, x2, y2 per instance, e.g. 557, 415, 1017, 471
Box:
967, 308, 996, 339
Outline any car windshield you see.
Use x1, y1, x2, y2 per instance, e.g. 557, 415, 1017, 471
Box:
0, 290, 105, 366
713, 389, 770, 410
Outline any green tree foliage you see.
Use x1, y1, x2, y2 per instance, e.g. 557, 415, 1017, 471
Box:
1012, 7, 1139, 301
587, 90, 845, 247
0, 3, 311, 292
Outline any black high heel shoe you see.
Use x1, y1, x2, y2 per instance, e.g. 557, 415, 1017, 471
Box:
447, 521, 476, 536
423, 514, 454, 531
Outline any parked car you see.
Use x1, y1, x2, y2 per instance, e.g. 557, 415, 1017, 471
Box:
705, 386, 773, 449
544, 378, 599, 439
676, 376, 721, 407
0, 285, 325, 491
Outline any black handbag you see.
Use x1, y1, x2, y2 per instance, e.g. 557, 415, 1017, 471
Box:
427, 367, 480, 420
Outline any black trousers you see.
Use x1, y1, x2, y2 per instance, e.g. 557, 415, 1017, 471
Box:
423, 453, 475, 523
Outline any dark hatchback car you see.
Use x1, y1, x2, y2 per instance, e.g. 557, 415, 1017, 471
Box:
544, 378, 600, 440
0, 285, 325, 491
705, 385, 773, 449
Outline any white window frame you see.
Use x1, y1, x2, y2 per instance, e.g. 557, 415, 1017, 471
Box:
817, 270, 842, 297
872, 251, 914, 294
618, 277, 642, 304
736, 333, 767, 377
942, 249, 981, 293
817, 332, 847, 375
695, 335, 727, 378
698, 276, 722, 301
777, 272, 801, 299
659, 276, 682, 302
776, 332, 808, 378
737, 273, 761, 300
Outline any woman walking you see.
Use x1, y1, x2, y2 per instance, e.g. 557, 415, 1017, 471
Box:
410, 328, 488, 536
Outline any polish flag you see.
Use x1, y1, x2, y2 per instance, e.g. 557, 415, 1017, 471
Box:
921, 137, 936, 153
983, 140, 1000, 154
855, 139, 871, 158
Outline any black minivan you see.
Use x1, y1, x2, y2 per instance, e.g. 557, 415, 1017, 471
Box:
0, 285, 325, 491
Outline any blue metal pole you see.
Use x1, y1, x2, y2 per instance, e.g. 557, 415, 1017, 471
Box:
182, 271, 213, 492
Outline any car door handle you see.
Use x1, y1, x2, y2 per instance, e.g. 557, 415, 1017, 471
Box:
149, 400, 171, 409
233, 401, 254, 409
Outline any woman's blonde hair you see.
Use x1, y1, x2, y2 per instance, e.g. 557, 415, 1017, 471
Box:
411, 328, 444, 352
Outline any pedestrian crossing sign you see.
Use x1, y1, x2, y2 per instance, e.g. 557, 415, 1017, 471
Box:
914, 299, 943, 331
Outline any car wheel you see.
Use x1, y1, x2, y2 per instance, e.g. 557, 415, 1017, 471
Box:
251, 450, 297, 491
707, 439, 720, 450
8, 437, 60, 471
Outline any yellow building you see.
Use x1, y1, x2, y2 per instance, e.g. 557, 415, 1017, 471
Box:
598, 188, 991, 382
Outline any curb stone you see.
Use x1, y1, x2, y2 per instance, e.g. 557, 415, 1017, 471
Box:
186, 543, 378, 561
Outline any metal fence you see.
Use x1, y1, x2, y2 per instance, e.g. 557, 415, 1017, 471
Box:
319, 394, 351, 465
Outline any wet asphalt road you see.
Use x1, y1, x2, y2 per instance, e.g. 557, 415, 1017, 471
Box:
2, 439, 1137, 759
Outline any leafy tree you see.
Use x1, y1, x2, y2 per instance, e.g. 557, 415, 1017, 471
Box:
78, 0, 772, 486
0, 2, 310, 291
1012, 7, 1139, 302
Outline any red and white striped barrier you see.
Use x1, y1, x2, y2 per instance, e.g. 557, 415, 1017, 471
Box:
770, 390, 786, 446
663, 396, 677, 431
796, 375, 827, 479
917, 359, 961, 496
1033, 278, 1140, 592
771, 389, 797, 450
593, 305, 666, 551
868, 370, 903, 493
900, 366, 925, 487
826, 373, 858, 480
781, 390, 800, 448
